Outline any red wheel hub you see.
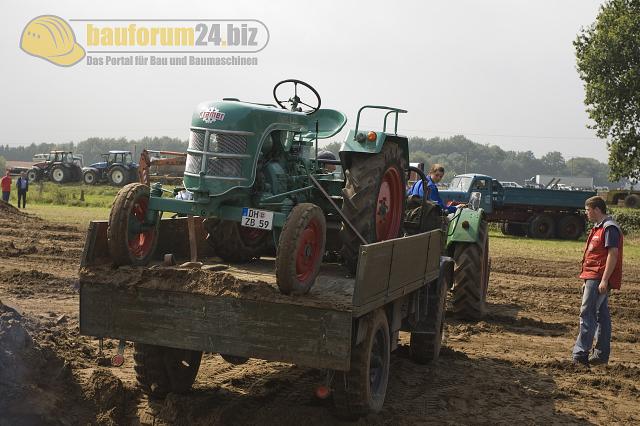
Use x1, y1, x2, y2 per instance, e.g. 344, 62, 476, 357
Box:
375, 166, 403, 241
295, 218, 322, 281
128, 197, 155, 259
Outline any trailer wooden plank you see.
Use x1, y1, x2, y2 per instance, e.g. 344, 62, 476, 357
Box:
80, 285, 353, 371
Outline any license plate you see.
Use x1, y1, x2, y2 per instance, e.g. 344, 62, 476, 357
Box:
241, 208, 274, 230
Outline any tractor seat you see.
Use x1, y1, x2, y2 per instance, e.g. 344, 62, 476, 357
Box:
301, 109, 347, 140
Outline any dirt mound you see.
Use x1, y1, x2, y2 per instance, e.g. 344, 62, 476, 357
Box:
0, 199, 24, 216
0, 300, 88, 425
86, 369, 130, 425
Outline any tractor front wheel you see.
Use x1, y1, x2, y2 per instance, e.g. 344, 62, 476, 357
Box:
450, 220, 490, 320
107, 183, 160, 266
133, 343, 202, 399
624, 194, 639, 209
27, 168, 40, 182
340, 142, 407, 273
83, 170, 97, 185
276, 203, 326, 295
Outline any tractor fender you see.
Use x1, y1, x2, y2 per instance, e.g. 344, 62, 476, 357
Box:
82, 167, 100, 173
339, 133, 409, 169
446, 208, 486, 250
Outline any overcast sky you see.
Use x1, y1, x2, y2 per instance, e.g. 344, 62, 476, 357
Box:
1, 0, 608, 160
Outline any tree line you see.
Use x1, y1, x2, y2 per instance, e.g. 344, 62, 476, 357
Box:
0, 134, 625, 188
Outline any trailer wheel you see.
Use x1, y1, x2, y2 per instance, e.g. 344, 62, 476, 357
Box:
557, 215, 585, 240
51, 165, 68, 183
410, 272, 448, 364
340, 142, 407, 273
83, 170, 97, 185
207, 220, 269, 263
451, 220, 490, 320
109, 166, 128, 186
276, 203, 326, 295
133, 343, 202, 399
528, 214, 555, 239
107, 183, 160, 266
333, 309, 390, 420
624, 194, 639, 209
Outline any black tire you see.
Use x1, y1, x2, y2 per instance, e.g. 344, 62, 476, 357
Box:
83, 170, 97, 185
109, 165, 128, 186
505, 222, 527, 236
133, 343, 202, 399
50, 165, 68, 184
206, 220, 269, 263
557, 215, 585, 240
27, 168, 40, 182
333, 309, 390, 420
220, 354, 249, 365
528, 214, 555, 239
340, 142, 407, 273
107, 183, 160, 266
624, 194, 639, 209
451, 220, 490, 320
276, 203, 326, 295
410, 272, 448, 364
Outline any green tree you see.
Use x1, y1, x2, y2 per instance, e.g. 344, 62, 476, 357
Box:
575, 0, 640, 180
541, 151, 567, 175
0, 156, 5, 174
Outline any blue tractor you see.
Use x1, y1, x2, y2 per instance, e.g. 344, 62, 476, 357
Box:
83, 151, 138, 186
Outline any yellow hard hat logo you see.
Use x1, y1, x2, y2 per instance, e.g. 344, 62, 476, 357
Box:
20, 15, 85, 67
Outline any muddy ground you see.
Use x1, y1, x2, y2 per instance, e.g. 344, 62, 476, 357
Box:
1, 200, 639, 425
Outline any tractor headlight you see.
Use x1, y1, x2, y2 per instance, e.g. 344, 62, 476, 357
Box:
356, 132, 366, 143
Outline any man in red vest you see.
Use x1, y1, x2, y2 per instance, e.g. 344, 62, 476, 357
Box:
572, 196, 623, 366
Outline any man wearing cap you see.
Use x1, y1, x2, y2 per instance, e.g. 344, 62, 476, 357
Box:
16, 172, 29, 209
317, 150, 337, 173
1, 171, 11, 202
572, 196, 624, 366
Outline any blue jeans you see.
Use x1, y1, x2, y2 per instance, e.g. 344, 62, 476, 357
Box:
572, 279, 611, 362
1, 191, 9, 202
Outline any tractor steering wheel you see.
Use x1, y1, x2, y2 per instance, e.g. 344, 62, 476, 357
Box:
273, 79, 321, 115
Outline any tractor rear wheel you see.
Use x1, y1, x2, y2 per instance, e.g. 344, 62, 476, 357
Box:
451, 220, 490, 320
107, 183, 160, 266
109, 166, 128, 186
206, 220, 269, 263
340, 142, 407, 273
624, 194, 639, 209
557, 215, 584, 240
276, 203, 326, 295
83, 170, 97, 185
133, 343, 202, 399
333, 308, 390, 420
51, 165, 68, 184
528, 214, 555, 239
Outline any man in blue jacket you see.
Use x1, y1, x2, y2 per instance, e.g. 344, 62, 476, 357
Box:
407, 164, 457, 214
16, 172, 28, 208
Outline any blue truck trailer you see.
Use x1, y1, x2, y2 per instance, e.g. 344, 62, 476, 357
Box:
439, 173, 596, 239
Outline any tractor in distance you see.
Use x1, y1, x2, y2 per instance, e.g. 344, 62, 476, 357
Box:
27, 151, 83, 184
82, 150, 139, 186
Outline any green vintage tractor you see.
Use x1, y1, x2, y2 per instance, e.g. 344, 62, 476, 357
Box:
107, 79, 489, 304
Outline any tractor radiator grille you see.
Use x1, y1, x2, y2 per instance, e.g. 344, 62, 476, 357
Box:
186, 131, 247, 177
188, 130, 206, 151
185, 155, 202, 174
205, 133, 247, 177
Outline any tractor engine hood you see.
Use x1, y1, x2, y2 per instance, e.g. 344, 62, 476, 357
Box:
184, 100, 315, 197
